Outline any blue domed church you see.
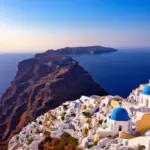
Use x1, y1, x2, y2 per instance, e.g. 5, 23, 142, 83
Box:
142, 85, 150, 95
139, 83, 150, 107
109, 107, 132, 133
128, 80, 150, 108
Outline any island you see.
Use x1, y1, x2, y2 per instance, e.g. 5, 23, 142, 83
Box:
43, 46, 117, 55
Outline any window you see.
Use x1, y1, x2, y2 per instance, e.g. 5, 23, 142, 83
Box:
102, 103, 105, 107
119, 125, 122, 131
104, 119, 107, 123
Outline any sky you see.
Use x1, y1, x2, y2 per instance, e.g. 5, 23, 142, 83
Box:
0, 0, 150, 52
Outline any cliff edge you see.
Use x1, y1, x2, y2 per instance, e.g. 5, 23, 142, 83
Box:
0, 52, 107, 149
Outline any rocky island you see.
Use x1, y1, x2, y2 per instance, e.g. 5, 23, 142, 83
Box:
0, 46, 113, 149
45, 46, 117, 55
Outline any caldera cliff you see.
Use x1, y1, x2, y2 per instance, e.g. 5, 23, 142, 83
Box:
0, 51, 108, 149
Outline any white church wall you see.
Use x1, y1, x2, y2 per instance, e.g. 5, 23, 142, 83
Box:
110, 120, 131, 133
141, 107, 150, 113
140, 93, 150, 107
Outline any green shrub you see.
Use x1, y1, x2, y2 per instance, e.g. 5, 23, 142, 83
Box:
35, 128, 41, 134
27, 137, 34, 145
39, 132, 79, 150
82, 112, 90, 117
87, 141, 98, 148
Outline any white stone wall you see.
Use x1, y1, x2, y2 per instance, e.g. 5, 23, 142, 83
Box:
100, 97, 111, 108
88, 138, 111, 150
109, 120, 132, 133
96, 130, 118, 138
128, 137, 150, 150
80, 96, 92, 102
139, 93, 150, 107
141, 107, 150, 113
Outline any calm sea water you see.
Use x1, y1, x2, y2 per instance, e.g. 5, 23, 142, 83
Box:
0, 50, 150, 98
70, 49, 150, 98
0, 53, 34, 96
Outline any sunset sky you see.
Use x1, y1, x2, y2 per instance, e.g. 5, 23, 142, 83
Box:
0, 0, 150, 52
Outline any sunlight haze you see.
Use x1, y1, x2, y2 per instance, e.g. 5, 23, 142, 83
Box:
0, 0, 150, 52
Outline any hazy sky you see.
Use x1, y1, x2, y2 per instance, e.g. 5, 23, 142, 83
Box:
0, 0, 150, 52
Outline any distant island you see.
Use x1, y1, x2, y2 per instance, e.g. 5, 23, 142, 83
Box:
41, 46, 117, 55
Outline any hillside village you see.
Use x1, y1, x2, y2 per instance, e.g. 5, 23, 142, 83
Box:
8, 80, 150, 150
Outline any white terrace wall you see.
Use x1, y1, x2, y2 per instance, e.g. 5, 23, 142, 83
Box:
96, 130, 118, 138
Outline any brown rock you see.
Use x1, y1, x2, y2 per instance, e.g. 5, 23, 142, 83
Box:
0, 53, 107, 149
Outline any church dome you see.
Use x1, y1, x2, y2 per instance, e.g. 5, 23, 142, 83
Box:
142, 85, 150, 95
109, 107, 130, 121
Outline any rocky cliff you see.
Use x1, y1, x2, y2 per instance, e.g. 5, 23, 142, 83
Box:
0, 52, 107, 149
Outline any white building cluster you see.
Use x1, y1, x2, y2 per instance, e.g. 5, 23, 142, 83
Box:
8, 80, 150, 150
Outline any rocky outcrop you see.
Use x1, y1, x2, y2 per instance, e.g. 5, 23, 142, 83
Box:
0, 52, 107, 149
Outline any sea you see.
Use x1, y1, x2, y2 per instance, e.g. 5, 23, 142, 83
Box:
0, 49, 150, 98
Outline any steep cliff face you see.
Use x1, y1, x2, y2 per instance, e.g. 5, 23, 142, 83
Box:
0, 52, 107, 149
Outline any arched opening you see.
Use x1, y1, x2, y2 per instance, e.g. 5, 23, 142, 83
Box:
102, 103, 106, 107
119, 125, 122, 131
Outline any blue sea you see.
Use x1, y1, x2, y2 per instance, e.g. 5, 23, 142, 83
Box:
0, 53, 34, 96
0, 49, 150, 98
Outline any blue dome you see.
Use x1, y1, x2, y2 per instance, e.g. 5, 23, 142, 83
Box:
142, 85, 150, 95
109, 107, 130, 121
